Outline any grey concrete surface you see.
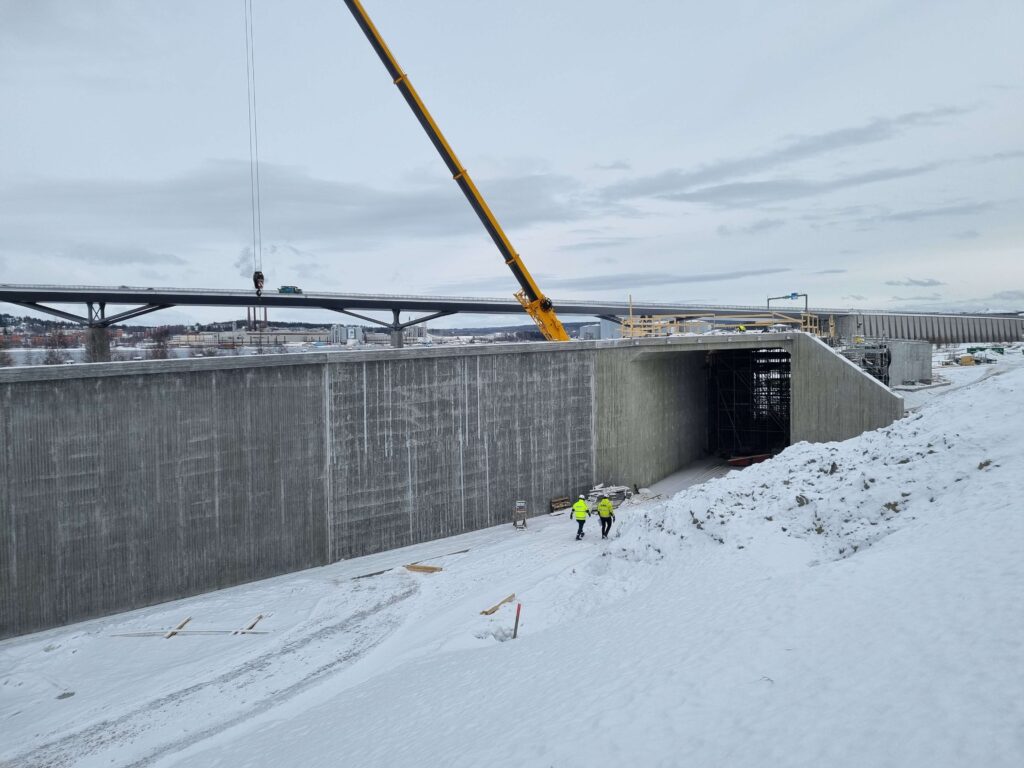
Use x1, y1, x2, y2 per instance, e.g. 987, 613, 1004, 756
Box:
594, 348, 707, 489
887, 340, 933, 385
0, 334, 903, 638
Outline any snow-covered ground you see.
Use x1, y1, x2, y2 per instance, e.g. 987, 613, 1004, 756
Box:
2, 346, 1023, 767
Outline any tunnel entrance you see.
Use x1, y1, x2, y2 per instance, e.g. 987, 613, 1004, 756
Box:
706, 348, 791, 457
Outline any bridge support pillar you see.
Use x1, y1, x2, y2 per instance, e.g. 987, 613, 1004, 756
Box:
390, 310, 404, 348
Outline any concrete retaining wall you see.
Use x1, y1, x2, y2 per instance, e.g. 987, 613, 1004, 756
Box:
0, 334, 902, 638
790, 335, 905, 443
887, 340, 933, 385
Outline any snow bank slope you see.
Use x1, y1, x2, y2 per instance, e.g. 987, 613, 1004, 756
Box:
163, 359, 1024, 768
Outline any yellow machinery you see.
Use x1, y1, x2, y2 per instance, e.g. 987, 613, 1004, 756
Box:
342, 0, 569, 341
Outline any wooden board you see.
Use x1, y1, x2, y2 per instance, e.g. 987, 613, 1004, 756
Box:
404, 563, 443, 573
165, 616, 191, 639
480, 593, 515, 615
353, 568, 391, 580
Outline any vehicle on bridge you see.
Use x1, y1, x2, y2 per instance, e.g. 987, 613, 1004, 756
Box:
278, 286, 303, 295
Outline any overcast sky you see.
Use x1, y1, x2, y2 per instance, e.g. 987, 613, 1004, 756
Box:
1, 0, 1022, 326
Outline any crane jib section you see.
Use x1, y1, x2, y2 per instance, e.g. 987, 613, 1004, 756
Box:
341, 0, 569, 341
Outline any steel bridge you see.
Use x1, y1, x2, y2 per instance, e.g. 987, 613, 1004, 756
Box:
1, 284, 1021, 346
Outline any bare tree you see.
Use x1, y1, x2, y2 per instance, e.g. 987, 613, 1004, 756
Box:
43, 330, 70, 365
0, 331, 13, 367
149, 327, 171, 360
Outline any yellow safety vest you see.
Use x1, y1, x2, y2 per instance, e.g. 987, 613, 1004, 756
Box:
597, 499, 614, 518
572, 499, 589, 519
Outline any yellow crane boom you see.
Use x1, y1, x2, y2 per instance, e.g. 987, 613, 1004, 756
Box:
342, 0, 569, 341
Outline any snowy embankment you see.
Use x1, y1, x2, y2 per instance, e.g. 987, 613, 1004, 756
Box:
2, 350, 1022, 768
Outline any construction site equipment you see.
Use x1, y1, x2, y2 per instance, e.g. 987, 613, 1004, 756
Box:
841, 344, 892, 385
727, 453, 772, 467
767, 292, 808, 313
512, 500, 528, 530
620, 312, 802, 338
341, 0, 569, 341
585, 484, 632, 507
800, 313, 821, 335
549, 496, 571, 513
707, 348, 791, 457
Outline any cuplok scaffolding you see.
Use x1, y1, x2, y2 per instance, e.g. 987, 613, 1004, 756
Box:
707, 348, 791, 457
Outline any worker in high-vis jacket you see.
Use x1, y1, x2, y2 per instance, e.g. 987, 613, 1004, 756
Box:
572, 495, 591, 540
597, 495, 615, 539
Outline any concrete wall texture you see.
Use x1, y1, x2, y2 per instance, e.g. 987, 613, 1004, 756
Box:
887, 340, 933, 385
0, 334, 902, 638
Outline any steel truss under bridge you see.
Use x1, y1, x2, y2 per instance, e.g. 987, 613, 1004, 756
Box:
2, 284, 1022, 347
0, 284, 731, 345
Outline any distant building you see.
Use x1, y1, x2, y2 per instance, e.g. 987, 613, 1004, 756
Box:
330, 325, 364, 345
599, 319, 622, 339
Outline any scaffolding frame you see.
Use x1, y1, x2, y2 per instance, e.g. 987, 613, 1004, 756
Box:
706, 348, 791, 457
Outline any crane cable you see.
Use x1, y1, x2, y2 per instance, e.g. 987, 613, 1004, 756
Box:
243, 0, 264, 278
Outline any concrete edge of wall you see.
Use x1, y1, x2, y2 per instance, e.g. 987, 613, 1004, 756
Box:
790, 334, 905, 445
806, 334, 905, 404
0, 334, 802, 384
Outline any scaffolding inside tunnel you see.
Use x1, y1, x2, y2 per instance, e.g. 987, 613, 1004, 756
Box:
706, 348, 791, 457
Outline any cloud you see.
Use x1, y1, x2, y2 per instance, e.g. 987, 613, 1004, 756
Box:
654, 165, 939, 207
891, 293, 944, 302
542, 268, 791, 292
435, 267, 791, 294
233, 248, 253, 278
601, 106, 966, 203
559, 236, 640, 252
54, 243, 187, 266
801, 200, 993, 232
292, 262, 329, 281
863, 201, 993, 224
842, 294, 867, 301
814, 269, 847, 274
717, 219, 785, 236
884, 277, 945, 287
951, 229, 980, 239
592, 160, 631, 171
974, 149, 1024, 162
988, 289, 1024, 302
0, 161, 620, 269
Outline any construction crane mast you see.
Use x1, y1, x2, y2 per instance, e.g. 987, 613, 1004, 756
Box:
342, 0, 570, 341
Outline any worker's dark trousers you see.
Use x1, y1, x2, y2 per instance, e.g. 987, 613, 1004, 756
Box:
600, 517, 612, 537
576, 519, 586, 538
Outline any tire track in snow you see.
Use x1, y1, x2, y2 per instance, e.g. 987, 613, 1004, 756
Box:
5, 584, 417, 768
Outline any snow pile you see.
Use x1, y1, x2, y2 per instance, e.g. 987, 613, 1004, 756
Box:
615, 357, 1021, 565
